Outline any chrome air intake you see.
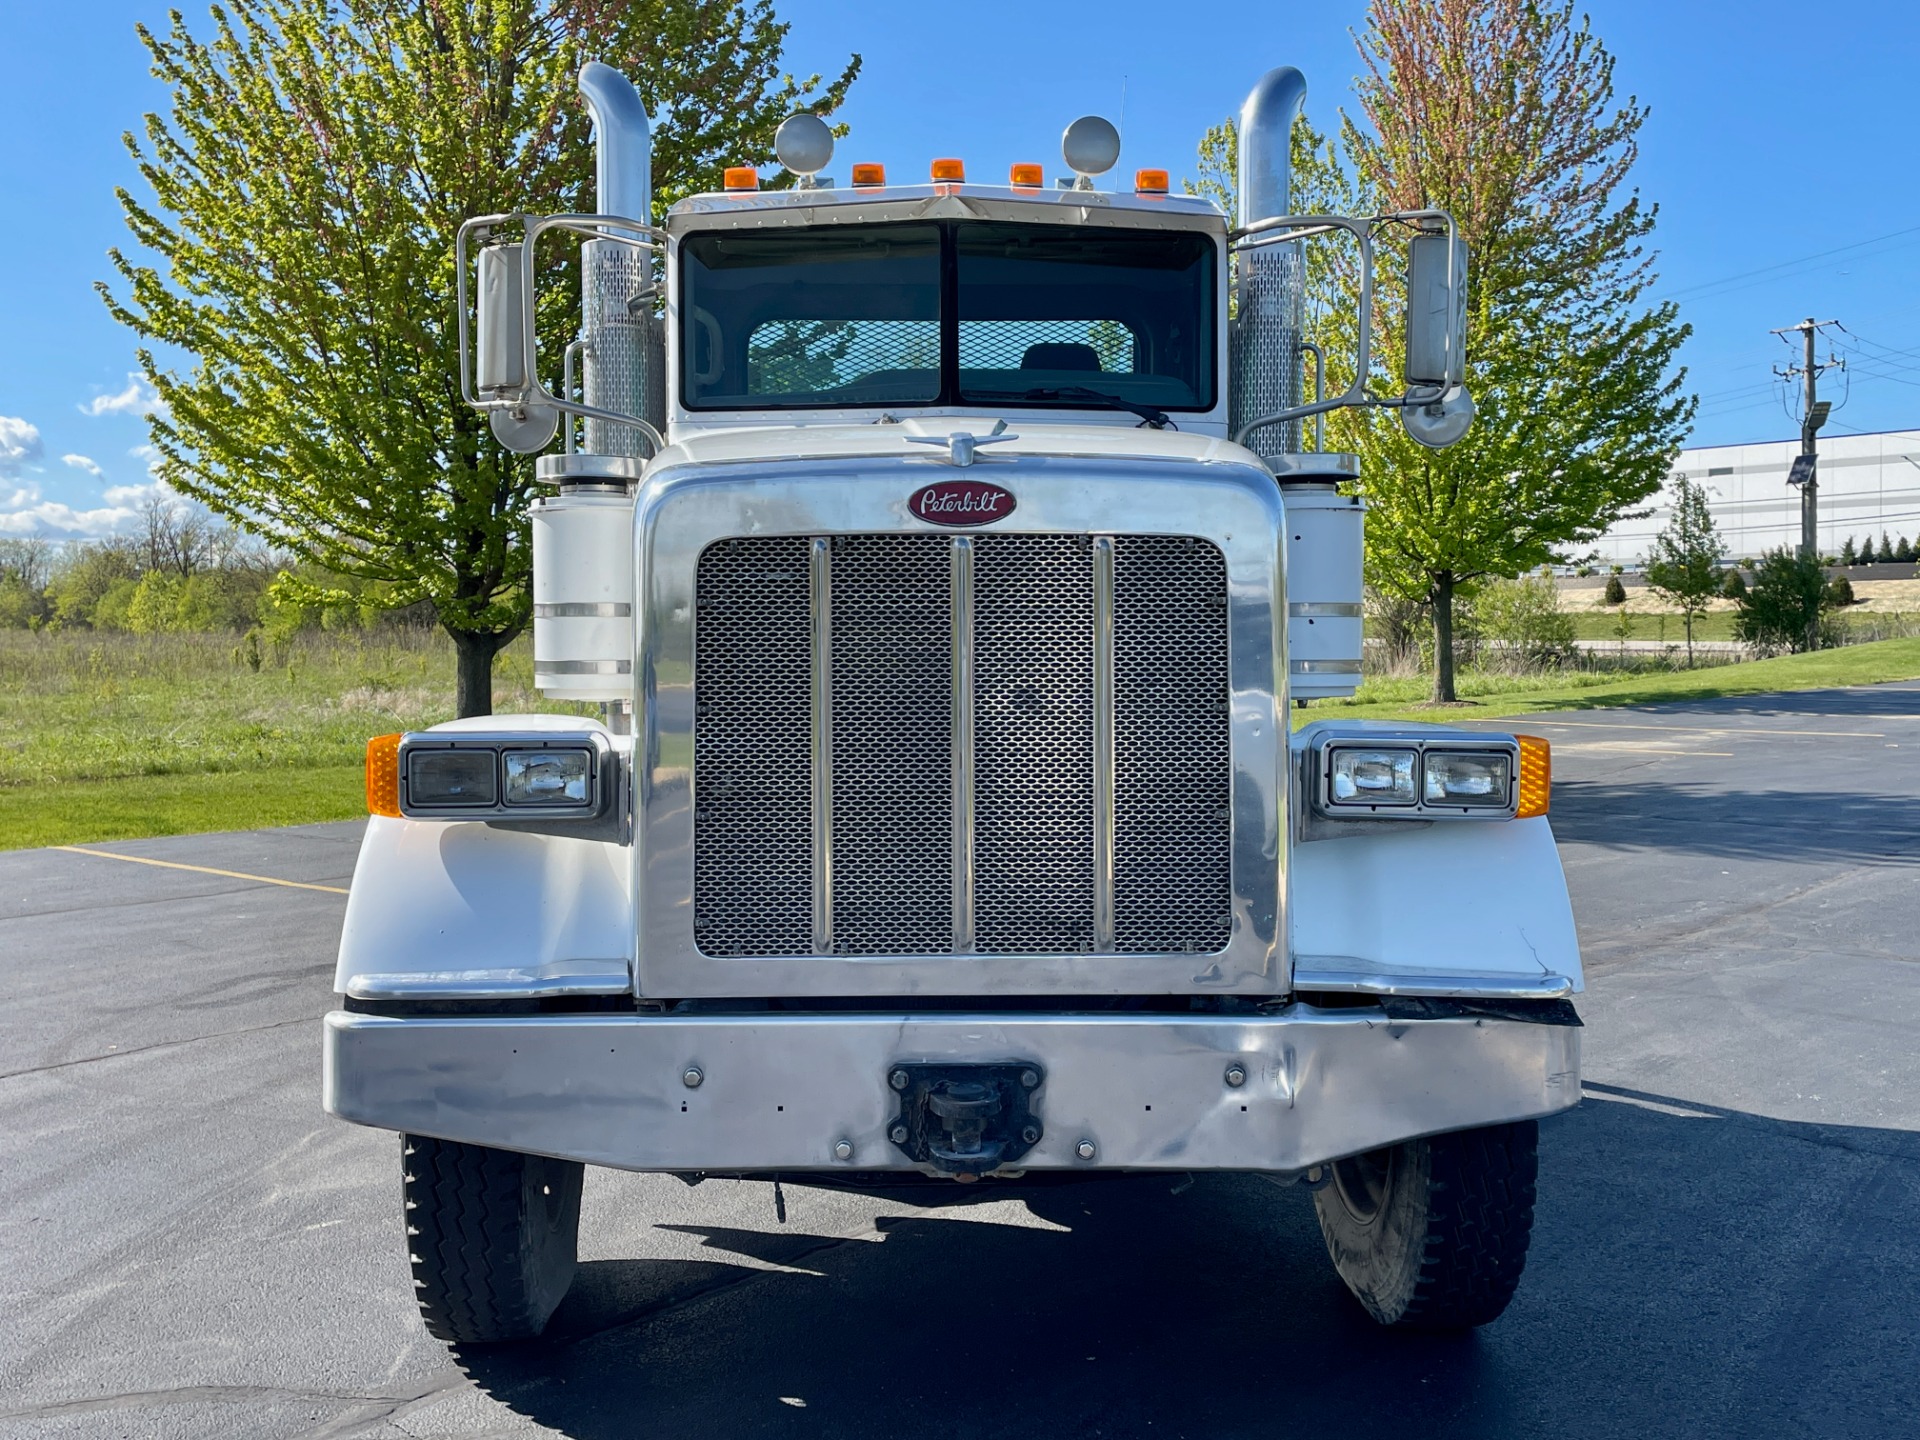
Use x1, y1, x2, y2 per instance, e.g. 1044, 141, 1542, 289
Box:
577, 62, 662, 453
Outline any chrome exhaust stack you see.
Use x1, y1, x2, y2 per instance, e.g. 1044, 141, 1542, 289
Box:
1230, 67, 1308, 465
576, 62, 661, 456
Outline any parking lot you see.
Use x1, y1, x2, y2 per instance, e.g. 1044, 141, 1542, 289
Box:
3, 683, 1918, 1439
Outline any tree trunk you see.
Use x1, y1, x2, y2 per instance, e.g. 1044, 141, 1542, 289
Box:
1431, 571, 1457, 703
450, 629, 507, 718
1684, 611, 1694, 668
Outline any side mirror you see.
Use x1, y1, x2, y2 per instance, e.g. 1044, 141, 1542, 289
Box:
1403, 229, 1468, 390
474, 239, 559, 453
475, 242, 528, 396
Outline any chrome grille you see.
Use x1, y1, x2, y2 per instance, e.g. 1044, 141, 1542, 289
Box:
692, 533, 1229, 959
973, 535, 1096, 953
692, 538, 813, 955
829, 536, 953, 953
1112, 536, 1233, 952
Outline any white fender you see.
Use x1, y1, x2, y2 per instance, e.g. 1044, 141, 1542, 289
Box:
334, 717, 635, 996
1289, 817, 1584, 995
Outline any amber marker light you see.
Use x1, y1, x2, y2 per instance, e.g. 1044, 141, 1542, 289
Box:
722, 166, 759, 191
1515, 735, 1551, 818
1009, 162, 1044, 188
366, 733, 403, 818
1134, 168, 1170, 194
930, 157, 966, 182
850, 162, 887, 187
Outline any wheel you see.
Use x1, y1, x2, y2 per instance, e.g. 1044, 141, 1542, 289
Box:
401, 1134, 584, 1344
1311, 1119, 1539, 1330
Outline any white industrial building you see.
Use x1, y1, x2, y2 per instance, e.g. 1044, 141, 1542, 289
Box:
1589, 427, 1920, 565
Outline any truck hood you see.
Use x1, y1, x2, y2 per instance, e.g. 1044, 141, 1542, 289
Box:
648, 421, 1269, 475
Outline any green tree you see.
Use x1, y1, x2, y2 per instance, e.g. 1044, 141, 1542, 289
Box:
1839, 535, 1857, 566
1720, 567, 1746, 600
1304, 0, 1693, 701
1734, 548, 1829, 655
105, 0, 857, 715
1602, 573, 1627, 606
1859, 534, 1876, 564
1475, 571, 1574, 668
1643, 475, 1725, 666
1897, 535, 1915, 563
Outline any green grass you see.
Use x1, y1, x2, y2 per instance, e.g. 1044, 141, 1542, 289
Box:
2, 765, 366, 851
1302, 636, 1920, 726
0, 628, 590, 851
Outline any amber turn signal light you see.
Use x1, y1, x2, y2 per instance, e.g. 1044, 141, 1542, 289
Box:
930, 157, 966, 182
1134, 168, 1169, 194
366, 733, 403, 818
1009, 162, 1044, 187
850, 162, 886, 187
723, 166, 759, 191
1516, 735, 1551, 818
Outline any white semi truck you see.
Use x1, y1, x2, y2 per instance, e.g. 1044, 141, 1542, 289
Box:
324, 61, 1581, 1343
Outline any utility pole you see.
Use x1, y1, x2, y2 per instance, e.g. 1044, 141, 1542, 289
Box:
1771, 317, 1843, 561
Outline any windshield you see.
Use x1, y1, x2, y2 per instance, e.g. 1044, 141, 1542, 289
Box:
679, 220, 1216, 412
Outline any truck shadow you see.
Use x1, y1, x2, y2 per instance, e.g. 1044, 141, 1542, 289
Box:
1549, 778, 1920, 865
450, 1092, 1920, 1440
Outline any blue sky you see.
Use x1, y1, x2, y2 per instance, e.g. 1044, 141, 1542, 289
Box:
3, 0, 1917, 537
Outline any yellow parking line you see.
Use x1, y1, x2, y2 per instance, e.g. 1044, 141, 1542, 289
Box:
1516, 719, 1882, 739
54, 846, 350, 895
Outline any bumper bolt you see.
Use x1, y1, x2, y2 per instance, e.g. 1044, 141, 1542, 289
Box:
1224, 1063, 1247, 1088
682, 1067, 704, 1089
833, 1139, 854, 1161
889, 1124, 909, 1144
1019, 1069, 1040, 1089
1021, 1124, 1042, 1145
1075, 1139, 1097, 1161
888, 1068, 910, 1091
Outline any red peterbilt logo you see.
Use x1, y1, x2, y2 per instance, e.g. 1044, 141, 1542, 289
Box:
909, 480, 1017, 527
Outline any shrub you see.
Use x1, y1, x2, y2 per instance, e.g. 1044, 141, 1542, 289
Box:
1602, 574, 1627, 605
1839, 536, 1857, 566
1825, 576, 1856, 608
1475, 574, 1576, 667
1897, 535, 1915, 563
1720, 568, 1747, 600
1734, 548, 1829, 654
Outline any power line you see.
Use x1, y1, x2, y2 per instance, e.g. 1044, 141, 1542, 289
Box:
1654, 224, 1920, 303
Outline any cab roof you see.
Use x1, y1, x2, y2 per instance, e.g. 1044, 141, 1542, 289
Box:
665, 183, 1227, 237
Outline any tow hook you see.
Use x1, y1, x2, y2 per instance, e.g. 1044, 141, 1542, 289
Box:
886, 1063, 1044, 1178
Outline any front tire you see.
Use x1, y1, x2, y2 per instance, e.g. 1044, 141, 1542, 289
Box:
401, 1134, 584, 1344
1312, 1120, 1538, 1329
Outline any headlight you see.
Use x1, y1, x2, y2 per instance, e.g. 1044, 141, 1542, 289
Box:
407, 748, 498, 806
1327, 747, 1418, 807
504, 748, 592, 806
1423, 750, 1512, 808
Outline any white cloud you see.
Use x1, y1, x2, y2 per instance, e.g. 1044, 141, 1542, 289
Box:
62, 453, 104, 477
80, 374, 166, 418
0, 416, 44, 477
103, 479, 175, 507
0, 494, 144, 539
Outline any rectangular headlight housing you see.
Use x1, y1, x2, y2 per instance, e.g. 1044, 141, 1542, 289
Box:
396, 729, 614, 823
1308, 728, 1526, 821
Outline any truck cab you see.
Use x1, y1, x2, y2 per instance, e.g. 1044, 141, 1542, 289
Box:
324, 63, 1582, 1343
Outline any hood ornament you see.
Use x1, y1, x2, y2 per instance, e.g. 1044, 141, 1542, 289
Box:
904, 418, 1018, 467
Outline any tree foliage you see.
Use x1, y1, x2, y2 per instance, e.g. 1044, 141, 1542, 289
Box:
1644, 474, 1725, 665
1188, 0, 1694, 701
103, 0, 857, 714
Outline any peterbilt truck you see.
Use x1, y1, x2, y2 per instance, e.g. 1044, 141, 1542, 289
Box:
324, 61, 1582, 1344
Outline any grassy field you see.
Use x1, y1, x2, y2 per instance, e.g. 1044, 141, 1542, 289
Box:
0, 629, 589, 850
7, 628, 1920, 851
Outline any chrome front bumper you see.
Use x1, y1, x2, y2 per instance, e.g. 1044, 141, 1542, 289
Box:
323, 1006, 1579, 1176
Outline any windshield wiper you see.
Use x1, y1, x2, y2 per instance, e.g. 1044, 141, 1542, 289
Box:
979, 385, 1175, 430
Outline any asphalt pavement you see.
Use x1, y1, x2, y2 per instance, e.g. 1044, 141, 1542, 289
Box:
3, 683, 1918, 1439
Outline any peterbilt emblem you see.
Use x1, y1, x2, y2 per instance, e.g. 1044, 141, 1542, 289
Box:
910, 480, 1017, 527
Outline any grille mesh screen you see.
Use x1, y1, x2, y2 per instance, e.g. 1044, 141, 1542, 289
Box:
830, 536, 953, 953
1112, 536, 1233, 952
692, 538, 813, 956
972, 535, 1096, 953
692, 532, 1229, 959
